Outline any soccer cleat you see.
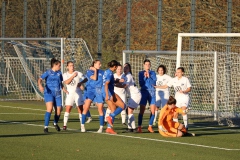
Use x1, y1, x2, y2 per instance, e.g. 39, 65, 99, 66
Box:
97, 128, 103, 133
81, 125, 86, 132
86, 117, 92, 123
106, 116, 113, 127
184, 132, 195, 137
153, 122, 157, 126
122, 128, 132, 133
44, 128, 49, 133
122, 128, 137, 133
53, 124, 61, 132
137, 126, 142, 133
63, 126, 67, 131
122, 123, 127, 126
106, 128, 117, 134
148, 126, 154, 133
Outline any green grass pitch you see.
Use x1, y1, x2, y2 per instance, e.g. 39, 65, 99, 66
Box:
0, 101, 240, 160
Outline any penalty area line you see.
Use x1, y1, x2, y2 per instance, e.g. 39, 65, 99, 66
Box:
97, 132, 240, 151
0, 119, 239, 151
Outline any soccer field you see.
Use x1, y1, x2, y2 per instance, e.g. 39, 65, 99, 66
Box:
0, 101, 240, 160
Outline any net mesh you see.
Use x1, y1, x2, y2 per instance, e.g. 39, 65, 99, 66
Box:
0, 38, 93, 100
123, 36, 240, 126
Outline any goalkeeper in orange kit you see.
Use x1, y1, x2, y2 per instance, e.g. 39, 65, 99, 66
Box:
158, 96, 195, 137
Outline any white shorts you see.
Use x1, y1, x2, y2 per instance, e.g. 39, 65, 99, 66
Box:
127, 92, 141, 109
156, 91, 169, 108
65, 92, 84, 106
176, 97, 189, 108
116, 93, 126, 103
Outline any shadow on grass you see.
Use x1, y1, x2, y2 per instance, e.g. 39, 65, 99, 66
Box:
0, 120, 44, 125
187, 121, 240, 136
0, 131, 77, 138
0, 133, 50, 138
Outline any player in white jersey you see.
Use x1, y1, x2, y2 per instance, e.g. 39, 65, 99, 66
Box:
62, 61, 87, 130
158, 67, 191, 129
118, 63, 141, 133
153, 65, 172, 125
113, 64, 127, 125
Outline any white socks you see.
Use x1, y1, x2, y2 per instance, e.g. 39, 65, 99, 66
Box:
121, 110, 126, 124
63, 112, 69, 126
79, 114, 82, 123
128, 114, 136, 129
105, 108, 111, 121
183, 115, 188, 128
153, 110, 158, 123
173, 118, 178, 122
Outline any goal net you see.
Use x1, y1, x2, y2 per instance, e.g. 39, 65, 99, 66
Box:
0, 38, 93, 101
123, 33, 240, 126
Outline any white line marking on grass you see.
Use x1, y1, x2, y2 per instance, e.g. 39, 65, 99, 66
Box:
1, 119, 239, 151
0, 113, 45, 115
0, 104, 46, 112
97, 132, 240, 151
0, 105, 99, 116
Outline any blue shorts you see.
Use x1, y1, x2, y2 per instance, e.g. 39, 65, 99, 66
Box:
140, 90, 156, 106
44, 93, 62, 107
102, 87, 114, 100
84, 88, 104, 103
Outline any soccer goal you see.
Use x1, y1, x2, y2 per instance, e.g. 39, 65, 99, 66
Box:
123, 33, 240, 126
0, 38, 93, 101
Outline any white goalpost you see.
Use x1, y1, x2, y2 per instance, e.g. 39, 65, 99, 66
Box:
0, 38, 93, 101
123, 33, 240, 126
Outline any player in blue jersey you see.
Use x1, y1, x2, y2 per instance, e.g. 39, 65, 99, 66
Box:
103, 60, 127, 134
81, 60, 105, 133
138, 59, 157, 133
38, 58, 67, 133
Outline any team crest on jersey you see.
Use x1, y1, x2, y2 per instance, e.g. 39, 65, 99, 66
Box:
157, 81, 163, 86
70, 79, 76, 86
181, 83, 184, 86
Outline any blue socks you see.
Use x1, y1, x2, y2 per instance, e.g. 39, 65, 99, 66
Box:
44, 112, 51, 126
81, 114, 86, 124
110, 107, 123, 118
86, 111, 91, 118
99, 115, 104, 126
149, 114, 155, 126
138, 113, 143, 127
54, 114, 60, 124
103, 108, 106, 117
